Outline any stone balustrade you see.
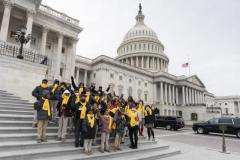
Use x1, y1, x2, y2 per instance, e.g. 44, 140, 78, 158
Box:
39, 4, 79, 26
0, 41, 49, 65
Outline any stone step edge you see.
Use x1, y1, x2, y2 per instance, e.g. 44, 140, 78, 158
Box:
0, 141, 163, 159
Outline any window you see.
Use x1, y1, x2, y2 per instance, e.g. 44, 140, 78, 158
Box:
62, 47, 65, 53
128, 87, 132, 97
225, 103, 228, 105
225, 108, 229, 115
60, 68, 63, 77
138, 81, 141, 85
178, 111, 182, 117
119, 76, 122, 80
134, 44, 137, 50
168, 110, 171, 116
129, 79, 132, 83
143, 44, 146, 50
139, 44, 141, 50
208, 118, 219, 124
144, 93, 148, 101
110, 73, 114, 79
164, 109, 167, 115
145, 82, 148, 87
47, 43, 51, 50
191, 113, 198, 121
219, 118, 232, 124
93, 73, 96, 78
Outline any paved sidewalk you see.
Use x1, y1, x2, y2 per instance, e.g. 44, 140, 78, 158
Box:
158, 139, 240, 160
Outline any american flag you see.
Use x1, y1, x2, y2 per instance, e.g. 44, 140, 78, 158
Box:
182, 62, 189, 68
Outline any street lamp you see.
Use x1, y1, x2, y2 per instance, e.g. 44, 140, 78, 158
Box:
14, 26, 31, 59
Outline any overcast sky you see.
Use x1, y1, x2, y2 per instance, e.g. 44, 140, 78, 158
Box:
42, 0, 240, 96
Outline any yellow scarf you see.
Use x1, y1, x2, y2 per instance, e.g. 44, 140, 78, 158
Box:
137, 104, 144, 113
109, 106, 119, 114
129, 110, 138, 127
75, 95, 80, 104
87, 114, 95, 128
86, 92, 90, 103
40, 83, 48, 89
106, 115, 112, 130
51, 84, 58, 93
80, 102, 87, 119
94, 95, 100, 102
124, 105, 130, 114
79, 87, 83, 95
144, 108, 152, 116
42, 98, 51, 116
62, 95, 70, 106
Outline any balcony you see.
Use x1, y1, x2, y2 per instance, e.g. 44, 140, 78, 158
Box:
0, 41, 49, 65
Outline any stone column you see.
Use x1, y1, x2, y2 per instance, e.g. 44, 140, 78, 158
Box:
152, 57, 154, 69
195, 90, 197, 105
141, 56, 144, 68
67, 39, 77, 81
25, 10, 35, 48
176, 87, 179, 105
131, 57, 133, 66
54, 32, 63, 80
168, 84, 172, 105
153, 83, 158, 103
76, 67, 80, 84
172, 85, 175, 105
0, 0, 12, 41
189, 88, 192, 105
191, 89, 194, 104
40, 26, 48, 55
164, 83, 168, 104
185, 87, 189, 105
84, 70, 88, 87
160, 82, 164, 104
182, 86, 185, 106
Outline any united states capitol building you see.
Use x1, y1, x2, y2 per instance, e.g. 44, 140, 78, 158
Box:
0, 0, 228, 124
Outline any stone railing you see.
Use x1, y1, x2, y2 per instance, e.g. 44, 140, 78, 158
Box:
39, 4, 79, 26
0, 41, 49, 65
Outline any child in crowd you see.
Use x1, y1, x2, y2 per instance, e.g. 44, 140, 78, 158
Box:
113, 109, 126, 151
82, 109, 96, 155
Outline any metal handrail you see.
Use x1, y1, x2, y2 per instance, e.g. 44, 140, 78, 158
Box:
0, 41, 49, 65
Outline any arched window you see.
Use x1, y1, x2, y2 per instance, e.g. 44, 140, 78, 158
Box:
178, 111, 183, 117
168, 110, 171, 115
148, 44, 150, 50
164, 109, 167, 115
143, 44, 146, 50
134, 44, 137, 50
191, 113, 198, 121
139, 44, 141, 50
172, 110, 175, 115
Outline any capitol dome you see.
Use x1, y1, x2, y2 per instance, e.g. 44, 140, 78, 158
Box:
116, 4, 169, 72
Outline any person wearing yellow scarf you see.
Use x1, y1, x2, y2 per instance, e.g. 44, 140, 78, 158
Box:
137, 101, 145, 136
51, 84, 58, 94
36, 89, 50, 143
57, 90, 72, 143
80, 102, 87, 119
144, 105, 155, 141
127, 106, 139, 149
87, 114, 95, 128
79, 87, 84, 95
82, 110, 96, 154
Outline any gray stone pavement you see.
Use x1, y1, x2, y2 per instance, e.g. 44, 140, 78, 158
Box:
151, 128, 240, 160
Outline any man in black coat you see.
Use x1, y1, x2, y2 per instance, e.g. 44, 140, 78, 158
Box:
32, 79, 50, 127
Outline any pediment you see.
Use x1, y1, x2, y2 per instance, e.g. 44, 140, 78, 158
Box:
186, 75, 205, 88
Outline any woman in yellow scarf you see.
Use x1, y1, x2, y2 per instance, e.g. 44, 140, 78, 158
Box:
144, 105, 155, 141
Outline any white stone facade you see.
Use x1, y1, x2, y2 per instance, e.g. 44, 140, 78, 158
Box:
0, 1, 217, 124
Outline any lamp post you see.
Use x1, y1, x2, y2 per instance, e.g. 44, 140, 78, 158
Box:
14, 27, 31, 59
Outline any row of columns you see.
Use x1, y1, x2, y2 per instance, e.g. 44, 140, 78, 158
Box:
0, 0, 77, 81
154, 82, 205, 106
182, 86, 204, 106
121, 56, 168, 72
75, 67, 88, 86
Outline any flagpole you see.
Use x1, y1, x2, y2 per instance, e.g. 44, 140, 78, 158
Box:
188, 56, 191, 77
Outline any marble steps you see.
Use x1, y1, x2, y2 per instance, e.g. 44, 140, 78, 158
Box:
0, 105, 33, 111
0, 114, 34, 121
0, 97, 29, 103
0, 101, 33, 106
0, 109, 34, 115
34, 143, 180, 160
0, 141, 157, 160
0, 126, 59, 134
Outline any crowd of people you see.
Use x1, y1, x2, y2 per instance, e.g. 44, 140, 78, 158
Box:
32, 77, 158, 155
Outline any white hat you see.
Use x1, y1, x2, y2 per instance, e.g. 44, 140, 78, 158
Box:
63, 90, 71, 95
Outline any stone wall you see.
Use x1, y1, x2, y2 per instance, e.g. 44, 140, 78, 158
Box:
0, 55, 47, 102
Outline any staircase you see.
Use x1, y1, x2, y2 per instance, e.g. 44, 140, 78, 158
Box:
0, 89, 180, 160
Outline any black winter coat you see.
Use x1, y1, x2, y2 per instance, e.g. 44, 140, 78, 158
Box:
32, 86, 50, 101
34, 100, 50, 120
82, 117, 96, 139
57, 96, 74, 117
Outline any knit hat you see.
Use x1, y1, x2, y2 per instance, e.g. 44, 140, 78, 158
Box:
63, 90, 71, 96
42, 79, 48, 83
